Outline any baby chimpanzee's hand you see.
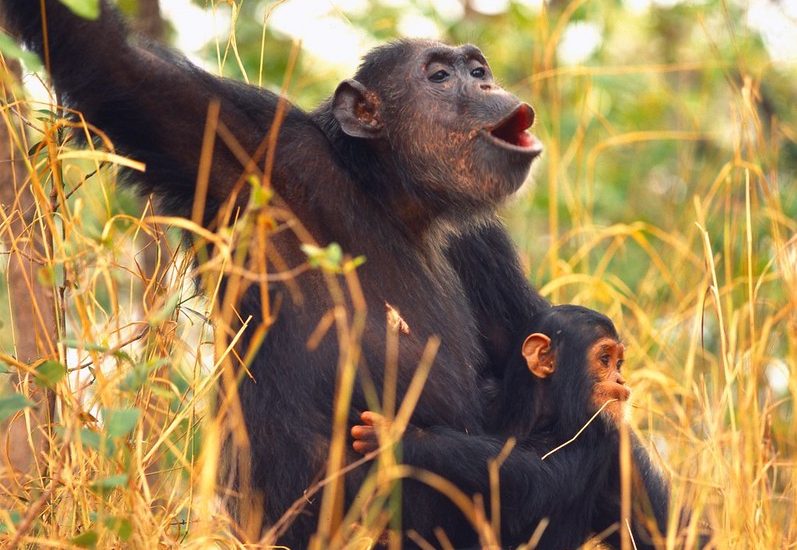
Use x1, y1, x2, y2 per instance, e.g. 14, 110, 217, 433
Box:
351, 411, 387, 455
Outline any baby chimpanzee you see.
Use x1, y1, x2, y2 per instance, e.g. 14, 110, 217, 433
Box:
352, 305, 672, 549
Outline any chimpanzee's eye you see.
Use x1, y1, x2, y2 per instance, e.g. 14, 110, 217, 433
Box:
616, 360, 624, 371
600, 355, 610, 366
471, 67, 486, 78
429, 70, 450, 83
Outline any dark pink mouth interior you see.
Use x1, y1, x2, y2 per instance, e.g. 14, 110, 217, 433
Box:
490, 105, 535, 148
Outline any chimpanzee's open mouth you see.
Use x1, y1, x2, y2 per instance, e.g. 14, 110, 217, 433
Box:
483, 103, 543, 156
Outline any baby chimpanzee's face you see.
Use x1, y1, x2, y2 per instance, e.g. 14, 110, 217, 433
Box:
588, 337, 629, 423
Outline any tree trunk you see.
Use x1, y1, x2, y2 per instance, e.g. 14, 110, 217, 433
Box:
0, 48, 57, 493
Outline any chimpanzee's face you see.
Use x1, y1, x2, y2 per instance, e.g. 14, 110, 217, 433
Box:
390, 43, 542, 204
333, 41, 542, 213
588, 337, 629, 423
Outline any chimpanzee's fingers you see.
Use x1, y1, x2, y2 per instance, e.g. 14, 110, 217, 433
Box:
351, 424, 379, 455
351, 424, 378, 440
360, 410, 386, 426
352, 440, 378, 454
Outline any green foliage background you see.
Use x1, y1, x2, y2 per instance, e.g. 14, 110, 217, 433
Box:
1, 0, 796, 546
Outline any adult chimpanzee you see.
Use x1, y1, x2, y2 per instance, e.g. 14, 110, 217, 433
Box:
2, 0, 568, 545
353, 305, 676, 548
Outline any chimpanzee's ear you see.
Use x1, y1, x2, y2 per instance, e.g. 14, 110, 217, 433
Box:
522, 333, 555, 379
332, 79, 384, 139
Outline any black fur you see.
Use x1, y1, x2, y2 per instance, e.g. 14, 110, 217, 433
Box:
394, 305, 673, 548
1, 1, 553, 544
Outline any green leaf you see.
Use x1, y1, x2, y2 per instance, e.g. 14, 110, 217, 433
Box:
61, 339, 109, 353
103, 516, 133, 541
344, 255, 367, 273
102, 408, 140, 438
301, 242, 345, 273
0, 511, 21, 534
71, 530, 99, 548
34, 360, 67, 387
0, 31, 42, 71
247, 174, 274, 208
58, 0, 101, 20
0, 394, 34, 422
111, 350, 133, 365
326, 242, 342, 265
61, 427, 116, 457
90, 474, 128, 493
120, 358, 168, 392
77, 427, 102, 451
148, 291, 182, 325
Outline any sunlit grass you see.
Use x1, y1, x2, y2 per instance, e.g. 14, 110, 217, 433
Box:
1, 0, 796, 548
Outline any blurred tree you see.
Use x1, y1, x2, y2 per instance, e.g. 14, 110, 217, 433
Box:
135, 0, 165, 41
0, 26, 56, 492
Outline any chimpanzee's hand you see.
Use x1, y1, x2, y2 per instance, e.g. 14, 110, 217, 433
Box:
351, 411, 386, 455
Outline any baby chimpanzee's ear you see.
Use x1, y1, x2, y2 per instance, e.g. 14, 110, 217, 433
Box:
522, 333, 555, 379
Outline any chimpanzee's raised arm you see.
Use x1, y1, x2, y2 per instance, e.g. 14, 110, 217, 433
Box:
1, 0, 323, 221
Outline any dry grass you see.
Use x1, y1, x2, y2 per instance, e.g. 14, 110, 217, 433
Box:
1, 1, 796, 548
